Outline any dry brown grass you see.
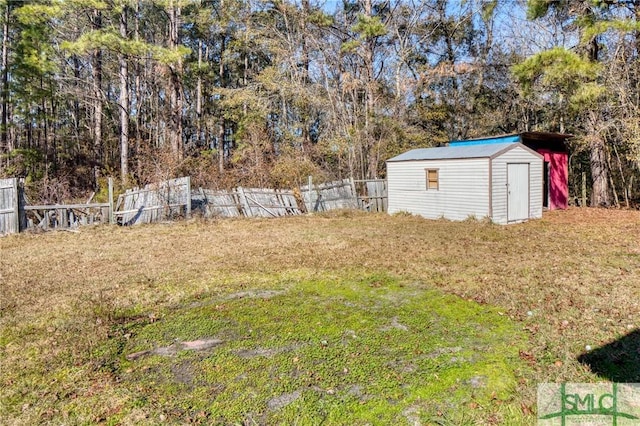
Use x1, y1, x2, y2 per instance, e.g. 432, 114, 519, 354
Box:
1, 207, 639, 423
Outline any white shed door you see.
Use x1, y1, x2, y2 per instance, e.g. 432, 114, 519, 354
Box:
507, 163, 530, 222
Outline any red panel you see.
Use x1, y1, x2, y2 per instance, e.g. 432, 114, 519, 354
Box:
539, 149, 568, 210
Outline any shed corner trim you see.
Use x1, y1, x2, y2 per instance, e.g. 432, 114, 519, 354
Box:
488, 142, 543, 160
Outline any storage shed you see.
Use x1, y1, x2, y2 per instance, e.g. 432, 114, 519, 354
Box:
386, 143, 543, 224
449, 132, 570, 210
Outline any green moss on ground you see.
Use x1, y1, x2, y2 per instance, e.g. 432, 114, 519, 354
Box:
88, 273, 529, 425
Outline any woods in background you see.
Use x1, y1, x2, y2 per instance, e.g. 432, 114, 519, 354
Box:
1, 0, 639, 207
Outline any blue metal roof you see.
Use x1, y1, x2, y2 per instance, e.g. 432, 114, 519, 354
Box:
449, 134, 521, 146
387, 143, 518, 162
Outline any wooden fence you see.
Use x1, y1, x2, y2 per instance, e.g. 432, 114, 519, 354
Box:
237, 187, 302, 217
1, 178, 114, 235
193, 187, 301, 218
354, 179, 387, 213
114, 177, 191, 226
1, 176, 387, 235
192, 180, 365, 218
21, 178, 113, 231
192, 188, 242, 218
299, 179, 359, 212
24, 202, 112, 230
0, 178, 19, 235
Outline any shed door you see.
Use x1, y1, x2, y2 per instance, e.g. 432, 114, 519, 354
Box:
507, 163, 530, 222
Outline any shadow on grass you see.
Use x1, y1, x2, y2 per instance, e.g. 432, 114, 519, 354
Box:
578, 329, 640, 382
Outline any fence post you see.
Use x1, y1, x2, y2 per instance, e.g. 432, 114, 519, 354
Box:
18, 178, 26, 231
349, 177, 358, 209
11, 178, 19, 234
307, 175, 313, 213
238, 187, 252, 217
108, 177, 114, 224
186, 176, 191, 218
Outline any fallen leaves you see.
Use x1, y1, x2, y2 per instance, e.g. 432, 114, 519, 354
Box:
518, 350, 537, 365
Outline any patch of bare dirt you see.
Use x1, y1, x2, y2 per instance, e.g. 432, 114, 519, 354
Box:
126, 338, 223, 360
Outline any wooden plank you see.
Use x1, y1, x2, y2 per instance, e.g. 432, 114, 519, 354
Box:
237, 187, 253, 217
115, 177, 190, 225
305, 179, 359, 211
0, 178, 19, 234
24, 203, 109, 210
60, 208, 68, 228
17, 181, 26, 230
199, 189, 242, 218
381, 180, 388, 212
185, 176, 191, 218
11, 178, 19, 233
143, 188, 151, 223
113, 202, 188, 216
366, 181, 378, 212
244, 193, 278, 217
108, 177, 114, 224
276, 189, 301, 215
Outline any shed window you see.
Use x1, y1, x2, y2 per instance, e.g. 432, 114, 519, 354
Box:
426, 169, 439, 190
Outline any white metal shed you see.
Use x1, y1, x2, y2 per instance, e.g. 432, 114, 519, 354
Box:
386, 143, 543, 224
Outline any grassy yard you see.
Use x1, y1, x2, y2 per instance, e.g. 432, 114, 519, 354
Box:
1, 208, 639, 425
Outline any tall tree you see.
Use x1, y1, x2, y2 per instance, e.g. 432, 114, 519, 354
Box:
91, 7, 104, 188
517, 0, 640, 206
1, 1, 11, 159
119, 2, 129, 182
167, 0, 183, 160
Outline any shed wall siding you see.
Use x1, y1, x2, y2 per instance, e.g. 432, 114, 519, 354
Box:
491, 146, 543, 224
387, 159, 490, 220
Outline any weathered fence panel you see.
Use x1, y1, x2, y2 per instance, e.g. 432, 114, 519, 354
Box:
300, 179, 359, 212
192, 188, 242, 218
2, 178, 115, 234
354, 179, 388, 212
115, 177, 191, 226
24, 203, 111, 230
237, 187, 302, 217
3, 175, 385, 235
22, 178, 114, 231
193, 187, 302, 218
0, 178, 19, 235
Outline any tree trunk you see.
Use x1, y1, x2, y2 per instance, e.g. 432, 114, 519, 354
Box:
301, 0, 310, 83
364, 0, 377, 178
196, 39, 202, 147
582, 9, 609, 206
72, 55, 81, 153
134, 0, 142, 179
299, 0, 312, 151
218, 12, 226, 174
49, 93, 57, 171
41, 86, 49, 176
1, 3, 10, 159
119, 6, 129, 183
589, 138, 610, 206
217, 120, 225, 174
588, 119, 610, 206
168, 0, 183, 160
92, 9, 103, 189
